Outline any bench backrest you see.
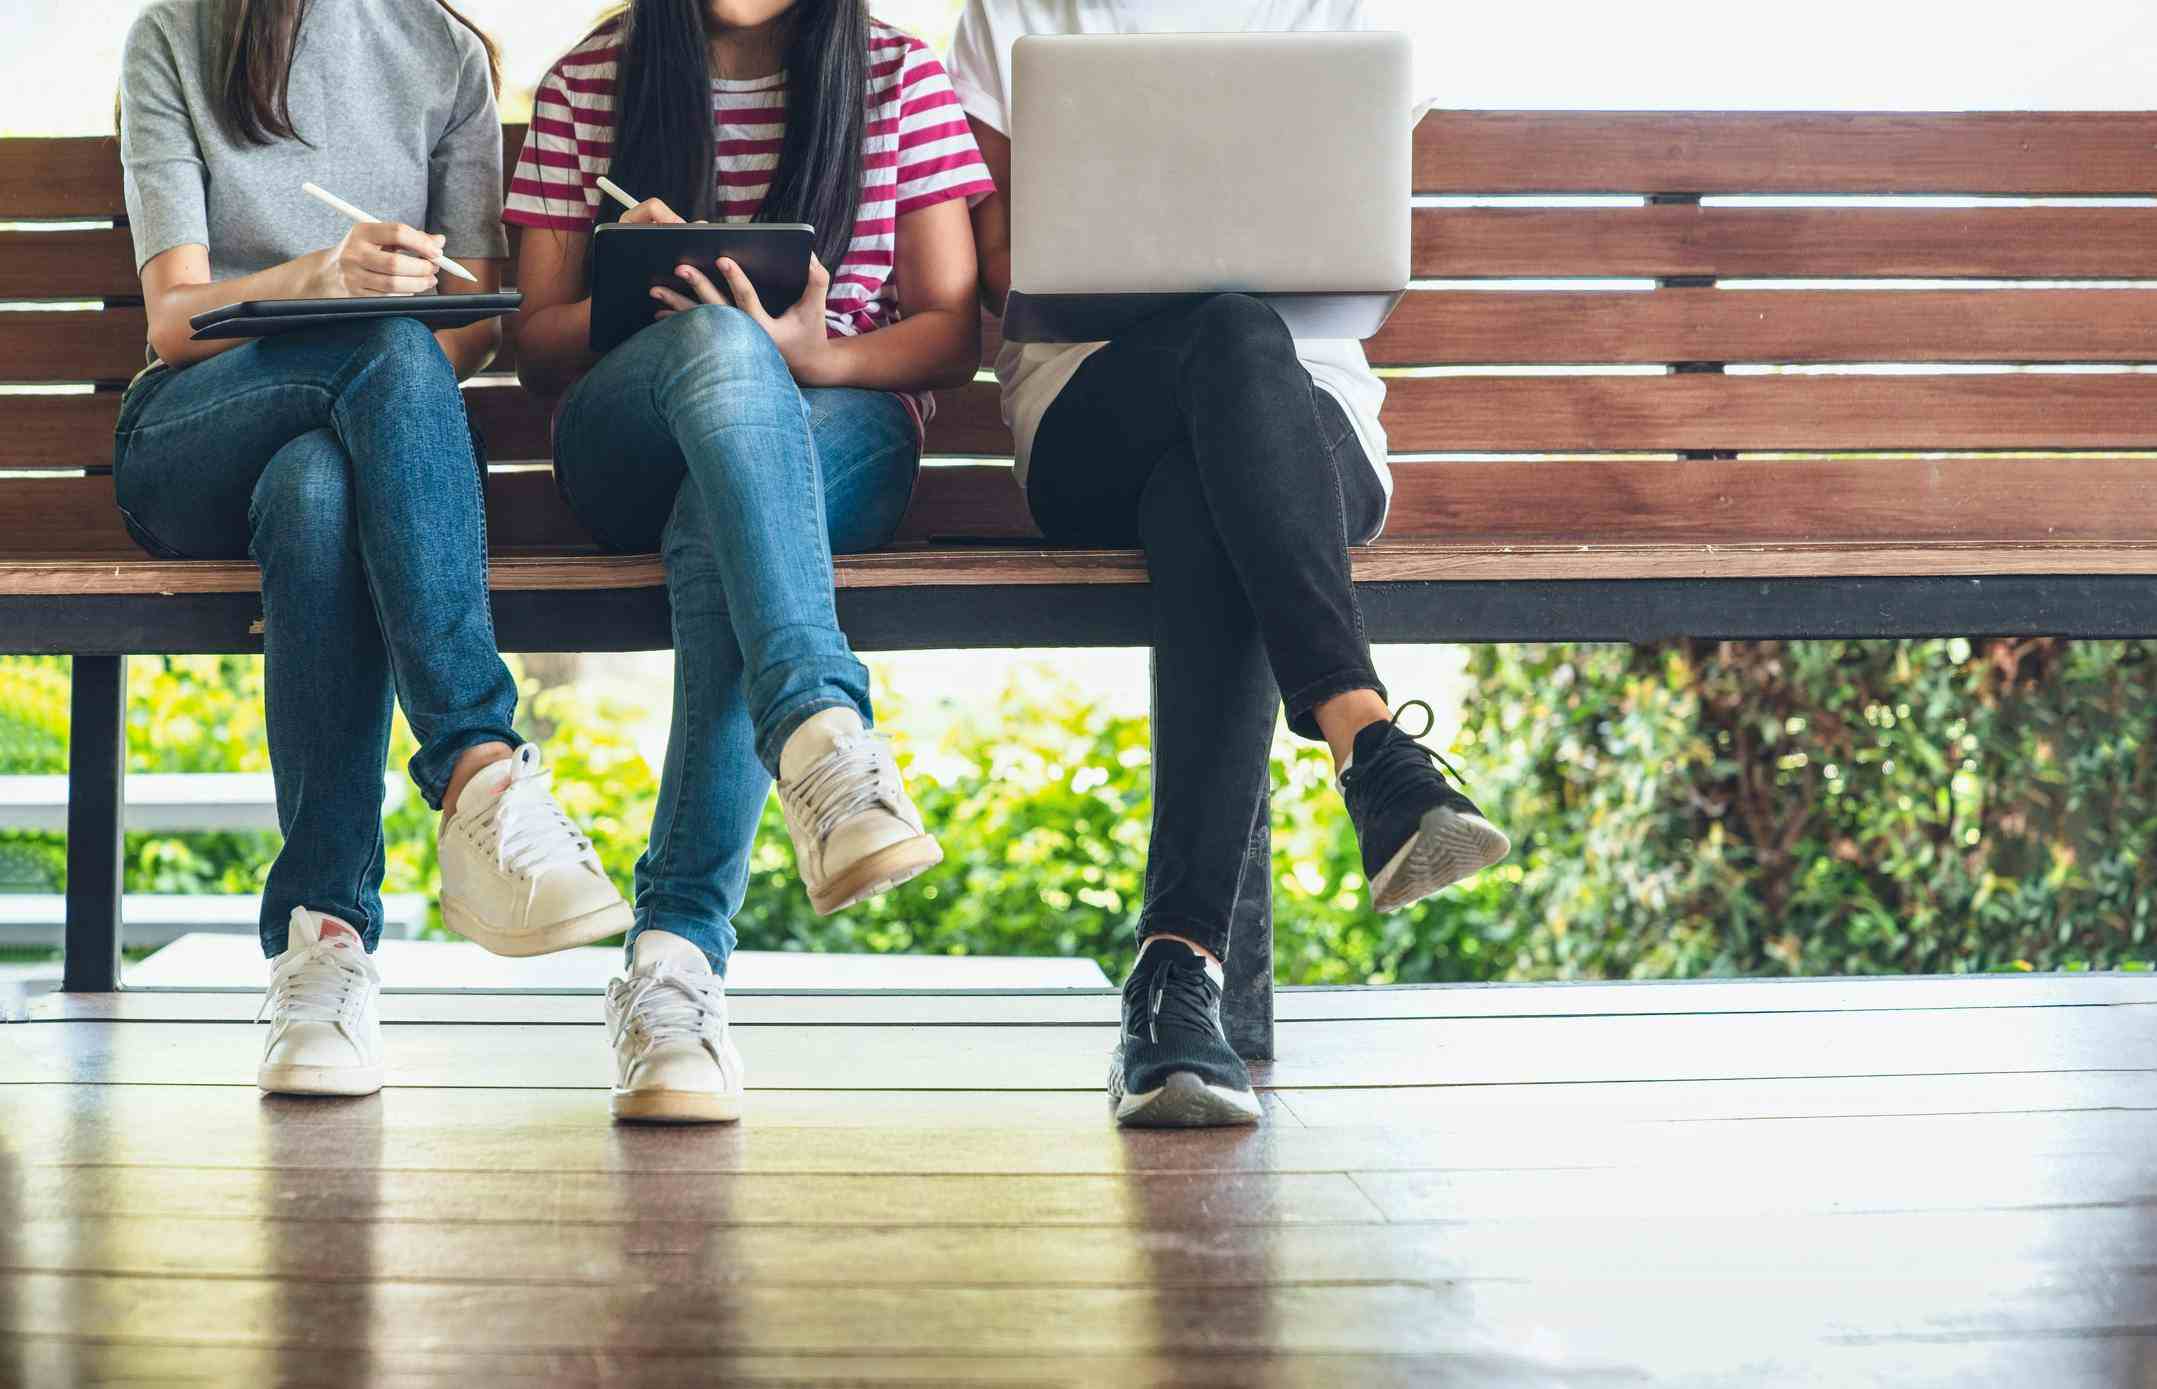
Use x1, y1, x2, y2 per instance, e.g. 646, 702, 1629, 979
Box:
7, 113, 2157, 574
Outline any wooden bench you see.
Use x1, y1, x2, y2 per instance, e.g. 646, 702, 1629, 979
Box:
9, 112, 2157, 1056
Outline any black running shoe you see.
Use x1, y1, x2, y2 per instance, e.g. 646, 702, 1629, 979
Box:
1109, 939, 1262, 1128
1339, 700, 1511, 914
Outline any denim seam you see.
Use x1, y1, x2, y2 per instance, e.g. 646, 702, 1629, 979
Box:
326, 359, 515, 805
649, 591, 701, 892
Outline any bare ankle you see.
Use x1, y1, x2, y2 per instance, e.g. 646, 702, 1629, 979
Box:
441, 742, 515, 818
1314, 689, 1392, 769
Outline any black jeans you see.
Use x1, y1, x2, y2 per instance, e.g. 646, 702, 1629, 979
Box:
1026, 294, 1388, 962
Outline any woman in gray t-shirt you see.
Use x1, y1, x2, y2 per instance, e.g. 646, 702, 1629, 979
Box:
114, 0, 631, 1099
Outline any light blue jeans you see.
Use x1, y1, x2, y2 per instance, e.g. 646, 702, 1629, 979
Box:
111, 317, 523, 957
553, 305, 921, 974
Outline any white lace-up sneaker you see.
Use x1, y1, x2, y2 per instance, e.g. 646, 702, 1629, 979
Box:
605, 931, 744, 1123
258, 908, 383, 1096
775, 708, 942, 916
438, 743, 633, 956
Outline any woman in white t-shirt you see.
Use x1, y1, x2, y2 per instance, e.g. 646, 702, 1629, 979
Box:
949, 0, 1511, 1127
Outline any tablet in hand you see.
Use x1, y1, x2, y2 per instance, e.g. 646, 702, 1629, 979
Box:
588, 224, 814, 354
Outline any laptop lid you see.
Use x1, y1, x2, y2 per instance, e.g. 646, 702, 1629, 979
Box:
1010, 32, 1413, 297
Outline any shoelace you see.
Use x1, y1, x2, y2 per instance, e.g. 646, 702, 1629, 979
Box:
476, 753, 593, 878
1340, 699, 1471, 818
256, 940, 373, 1024
789, 736, 902, 843
1131, 956, 1224, 1044
615, 968, 726, 1053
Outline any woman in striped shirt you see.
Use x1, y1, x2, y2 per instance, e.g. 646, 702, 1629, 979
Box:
508, 0, 996, 1124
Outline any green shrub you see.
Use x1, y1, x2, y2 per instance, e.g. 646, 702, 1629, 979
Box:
1458, 638, 2157, 978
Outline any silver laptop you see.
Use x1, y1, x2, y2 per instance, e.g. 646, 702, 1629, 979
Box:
1005, 31, 1413, 344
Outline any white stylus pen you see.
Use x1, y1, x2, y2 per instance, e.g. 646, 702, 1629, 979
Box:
595, 176, 641, 213
300, 181, 479, 283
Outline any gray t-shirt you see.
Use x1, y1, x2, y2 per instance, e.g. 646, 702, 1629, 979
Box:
119, 0, 508, 284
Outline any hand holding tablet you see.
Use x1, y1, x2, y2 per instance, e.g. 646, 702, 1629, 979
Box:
586, 176, 818, 355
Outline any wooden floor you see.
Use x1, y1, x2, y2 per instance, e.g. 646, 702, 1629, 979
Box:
6, 976, 2157, 1387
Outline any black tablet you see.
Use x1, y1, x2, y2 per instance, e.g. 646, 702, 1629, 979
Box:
589, 223, 815, 354
190, 292, 523, 341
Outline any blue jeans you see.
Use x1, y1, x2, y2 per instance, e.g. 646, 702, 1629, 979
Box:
112, 317, 523, 956
553, 305, 920, 974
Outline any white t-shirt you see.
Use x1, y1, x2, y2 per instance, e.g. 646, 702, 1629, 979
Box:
945, 0, 1394, 507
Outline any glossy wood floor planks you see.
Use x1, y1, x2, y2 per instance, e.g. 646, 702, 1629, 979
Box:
5, 977, 2156, 1384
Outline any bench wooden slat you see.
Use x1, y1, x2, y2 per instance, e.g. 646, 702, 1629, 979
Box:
0, 228, 139, 299
15, 116, 2157, 221
1417, 205, 2157, 279
12, 287, 2157, 425
1371, 289, 2157, 366
20, 373, 2157, 470
0, 309, 147, 382
0, 137, 121, 219
1387, 373, 2157, 452
24, 203, 2157, 320
1414, 112, 2157, 195
17, 454, 2157, 570
3, 393, 124, 470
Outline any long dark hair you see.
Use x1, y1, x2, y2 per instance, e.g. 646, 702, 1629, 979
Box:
215, 0, 502, 146
605, 0, 868, 271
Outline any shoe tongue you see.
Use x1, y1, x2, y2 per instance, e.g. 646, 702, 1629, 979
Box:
459, 748, 537, 818
632, 930, 712, 976
287, 908, 360, 951
779, 706, 865, 781
1353, 718, 1402, 765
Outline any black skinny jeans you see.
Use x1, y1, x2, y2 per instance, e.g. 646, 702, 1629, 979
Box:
1026, 294, 1388, 962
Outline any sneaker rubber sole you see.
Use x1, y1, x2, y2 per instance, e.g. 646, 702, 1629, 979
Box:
611, 1087, 745, 1124
1110, 1064, 1262, 1128
808, 834, 943, 916
257, 1062, 384, 1097
439, 896, 635, 958
1369, 807, 1512, 914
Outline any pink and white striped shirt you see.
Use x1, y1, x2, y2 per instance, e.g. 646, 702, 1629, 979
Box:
505, 18, 995, 420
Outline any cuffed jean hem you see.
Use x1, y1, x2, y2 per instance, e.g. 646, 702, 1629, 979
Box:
1283, 668, 1389, 743
626, 912, 738, 976
757, 694, 866, 779
1134, 912, 1234, 966
408, 724, 525, 811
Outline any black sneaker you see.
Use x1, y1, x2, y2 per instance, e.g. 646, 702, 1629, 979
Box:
1339, 700, 1511, 914
1109, 939, 1262, 1128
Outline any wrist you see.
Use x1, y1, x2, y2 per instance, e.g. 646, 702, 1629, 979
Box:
794, 334, 843, 388
304, 248, 341, 298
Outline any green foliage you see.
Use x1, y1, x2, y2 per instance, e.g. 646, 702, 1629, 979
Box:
1460, 638, 2157, 978
5, 639, 2154, 984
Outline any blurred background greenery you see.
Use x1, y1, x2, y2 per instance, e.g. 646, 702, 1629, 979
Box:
5, 641, 2151, 984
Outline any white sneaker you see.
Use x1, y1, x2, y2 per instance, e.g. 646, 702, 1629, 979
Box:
775, 707, 942, 916
438, 743, 633, 956
605, 931, 744, 1123
257, 908, 383, 1096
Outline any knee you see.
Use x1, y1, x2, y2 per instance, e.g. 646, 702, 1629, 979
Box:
660, 305, 786, 384
339, 315, 455, 388
250, 431, 355, 558
1184, 294, 1294, 365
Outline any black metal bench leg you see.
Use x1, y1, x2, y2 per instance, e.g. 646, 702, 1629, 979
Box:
1222, 777, 1275, 1062
63, 655, 125, 992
